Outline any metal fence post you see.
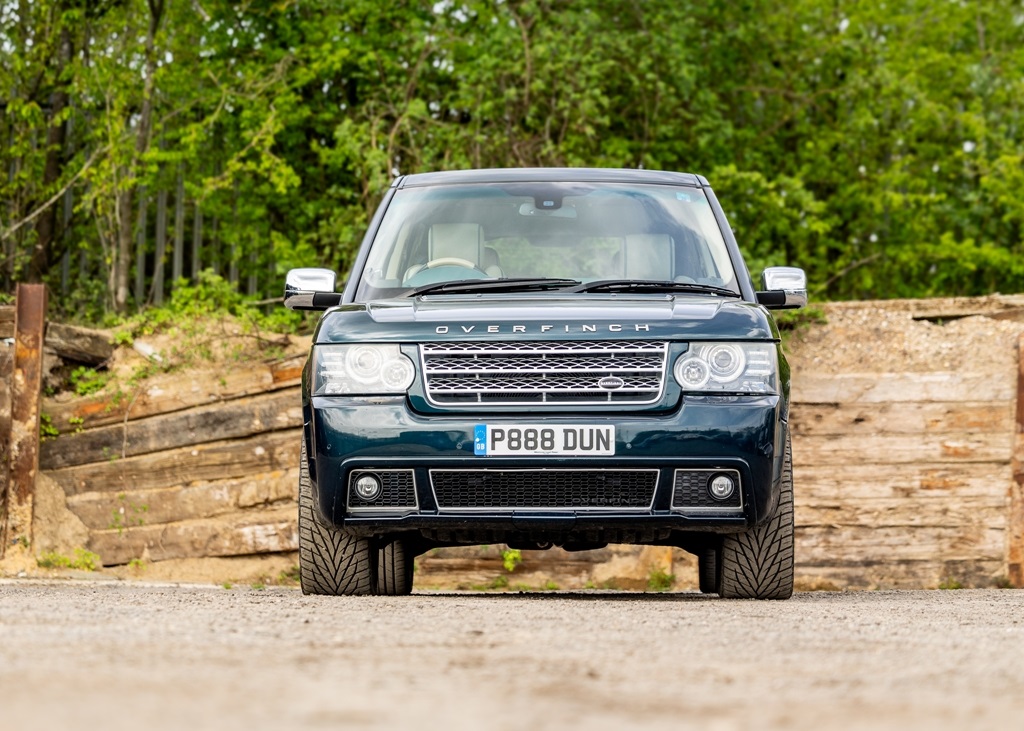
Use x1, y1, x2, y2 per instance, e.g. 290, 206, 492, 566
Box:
5, 283, 47, 554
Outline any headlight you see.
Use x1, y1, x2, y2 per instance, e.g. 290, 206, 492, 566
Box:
673, 342, 777, 394
313, 344, 415, 395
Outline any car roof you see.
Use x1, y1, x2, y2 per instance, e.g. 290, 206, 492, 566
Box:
394, 167, 707, 188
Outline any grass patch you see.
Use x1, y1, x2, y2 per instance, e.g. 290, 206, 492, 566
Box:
647, 569, 676, 592
37, 548, 101, 571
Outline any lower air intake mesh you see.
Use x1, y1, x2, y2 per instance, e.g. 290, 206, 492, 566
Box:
431, 469, 656, 511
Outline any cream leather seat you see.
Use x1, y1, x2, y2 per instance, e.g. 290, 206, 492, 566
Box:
404, 223, 485, 282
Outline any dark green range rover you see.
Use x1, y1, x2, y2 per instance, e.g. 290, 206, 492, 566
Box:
284, 168, 807, 599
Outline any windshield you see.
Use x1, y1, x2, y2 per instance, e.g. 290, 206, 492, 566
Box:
353, 181, 739, 300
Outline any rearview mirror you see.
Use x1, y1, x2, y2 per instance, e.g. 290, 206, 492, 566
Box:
756, 267, 807, 310
283, 268, 342, 311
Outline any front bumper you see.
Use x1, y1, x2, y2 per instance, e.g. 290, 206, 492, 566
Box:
306, 395, 787, 542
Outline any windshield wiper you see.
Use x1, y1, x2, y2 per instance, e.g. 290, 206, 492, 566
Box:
567, 279, 740, 298
407, 277, 582, 297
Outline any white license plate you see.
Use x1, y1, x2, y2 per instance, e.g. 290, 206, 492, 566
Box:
474, 424, 615, 456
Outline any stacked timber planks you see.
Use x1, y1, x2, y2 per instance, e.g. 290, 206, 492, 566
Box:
24, 296, 1024, 588
40, 354, 305, 566
788, 303, 1023, 589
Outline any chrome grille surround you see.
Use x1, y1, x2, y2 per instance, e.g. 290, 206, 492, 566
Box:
430, 468, 659, 512
421, 340, 669, 406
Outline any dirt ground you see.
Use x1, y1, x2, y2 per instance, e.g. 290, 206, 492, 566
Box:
783, 297, 1024, 374
2, 580, 1023, 731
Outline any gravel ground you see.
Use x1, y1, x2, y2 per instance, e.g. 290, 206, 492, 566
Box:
785, 302, 1024, 374
2, 581, 1024, 730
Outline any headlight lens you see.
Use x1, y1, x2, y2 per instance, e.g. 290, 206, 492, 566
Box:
673, 342, 777, 394
313, 344, 415, 395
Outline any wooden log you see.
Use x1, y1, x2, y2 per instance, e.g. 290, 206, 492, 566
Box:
905, 296, 1024, 322
0, 305, 14, 339
791, 401, 1013, 437
793, 432, 1012, 466
46, 429, 300, 496
795, 524, 1005, 563
40, 389, 302, 469
44, 353, 304, 432
88, 501, 299, 565
88, 504, 298, 565
67, 468, 298, 530
1009, 333, 1024, 587
794, 463, 1012, 500
794, 560, 1006, 590
822, 294, 1024, 319
793, 372, 1015, 404
796, 495, 1006, 529
44, 322, 114, 365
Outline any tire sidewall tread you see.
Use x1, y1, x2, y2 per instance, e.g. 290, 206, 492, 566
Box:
718, 434, 795, 600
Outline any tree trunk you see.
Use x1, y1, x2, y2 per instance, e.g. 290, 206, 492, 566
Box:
27, 21, 72, 282
114, 0, 165, 313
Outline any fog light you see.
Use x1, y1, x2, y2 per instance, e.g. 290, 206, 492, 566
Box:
708, 474, 736, 501
354, 474, 383, 501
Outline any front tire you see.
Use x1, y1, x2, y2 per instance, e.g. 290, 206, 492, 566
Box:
697, 547, 720, 595
298, 438, 375, 596
718, 435, 795, 600
377, 537, 415, 595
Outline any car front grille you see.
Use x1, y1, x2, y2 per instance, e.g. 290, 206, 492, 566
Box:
430, 469, 658, 512
421, 340, 668, 406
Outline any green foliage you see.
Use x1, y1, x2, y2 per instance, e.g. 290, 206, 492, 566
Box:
501, 548, 523, 573
37, 548, 102, 571
2, 0, 1024, 314
39, 413, 59, 440
106, 270, 303, 381
122, 271, 300, 336
69, 366, 109, 397
938, 577, 965, 590
647, 569, 676, 593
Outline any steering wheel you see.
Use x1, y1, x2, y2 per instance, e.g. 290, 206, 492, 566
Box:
425, 257, 479, 270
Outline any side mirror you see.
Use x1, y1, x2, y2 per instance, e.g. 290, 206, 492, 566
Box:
756, 266, 807, 310
283, 268, 343, 311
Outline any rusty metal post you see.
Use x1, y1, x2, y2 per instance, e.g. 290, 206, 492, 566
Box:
1009, 334, 1024, 587
5, 283, 47, 554
0, 323, 10, 556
